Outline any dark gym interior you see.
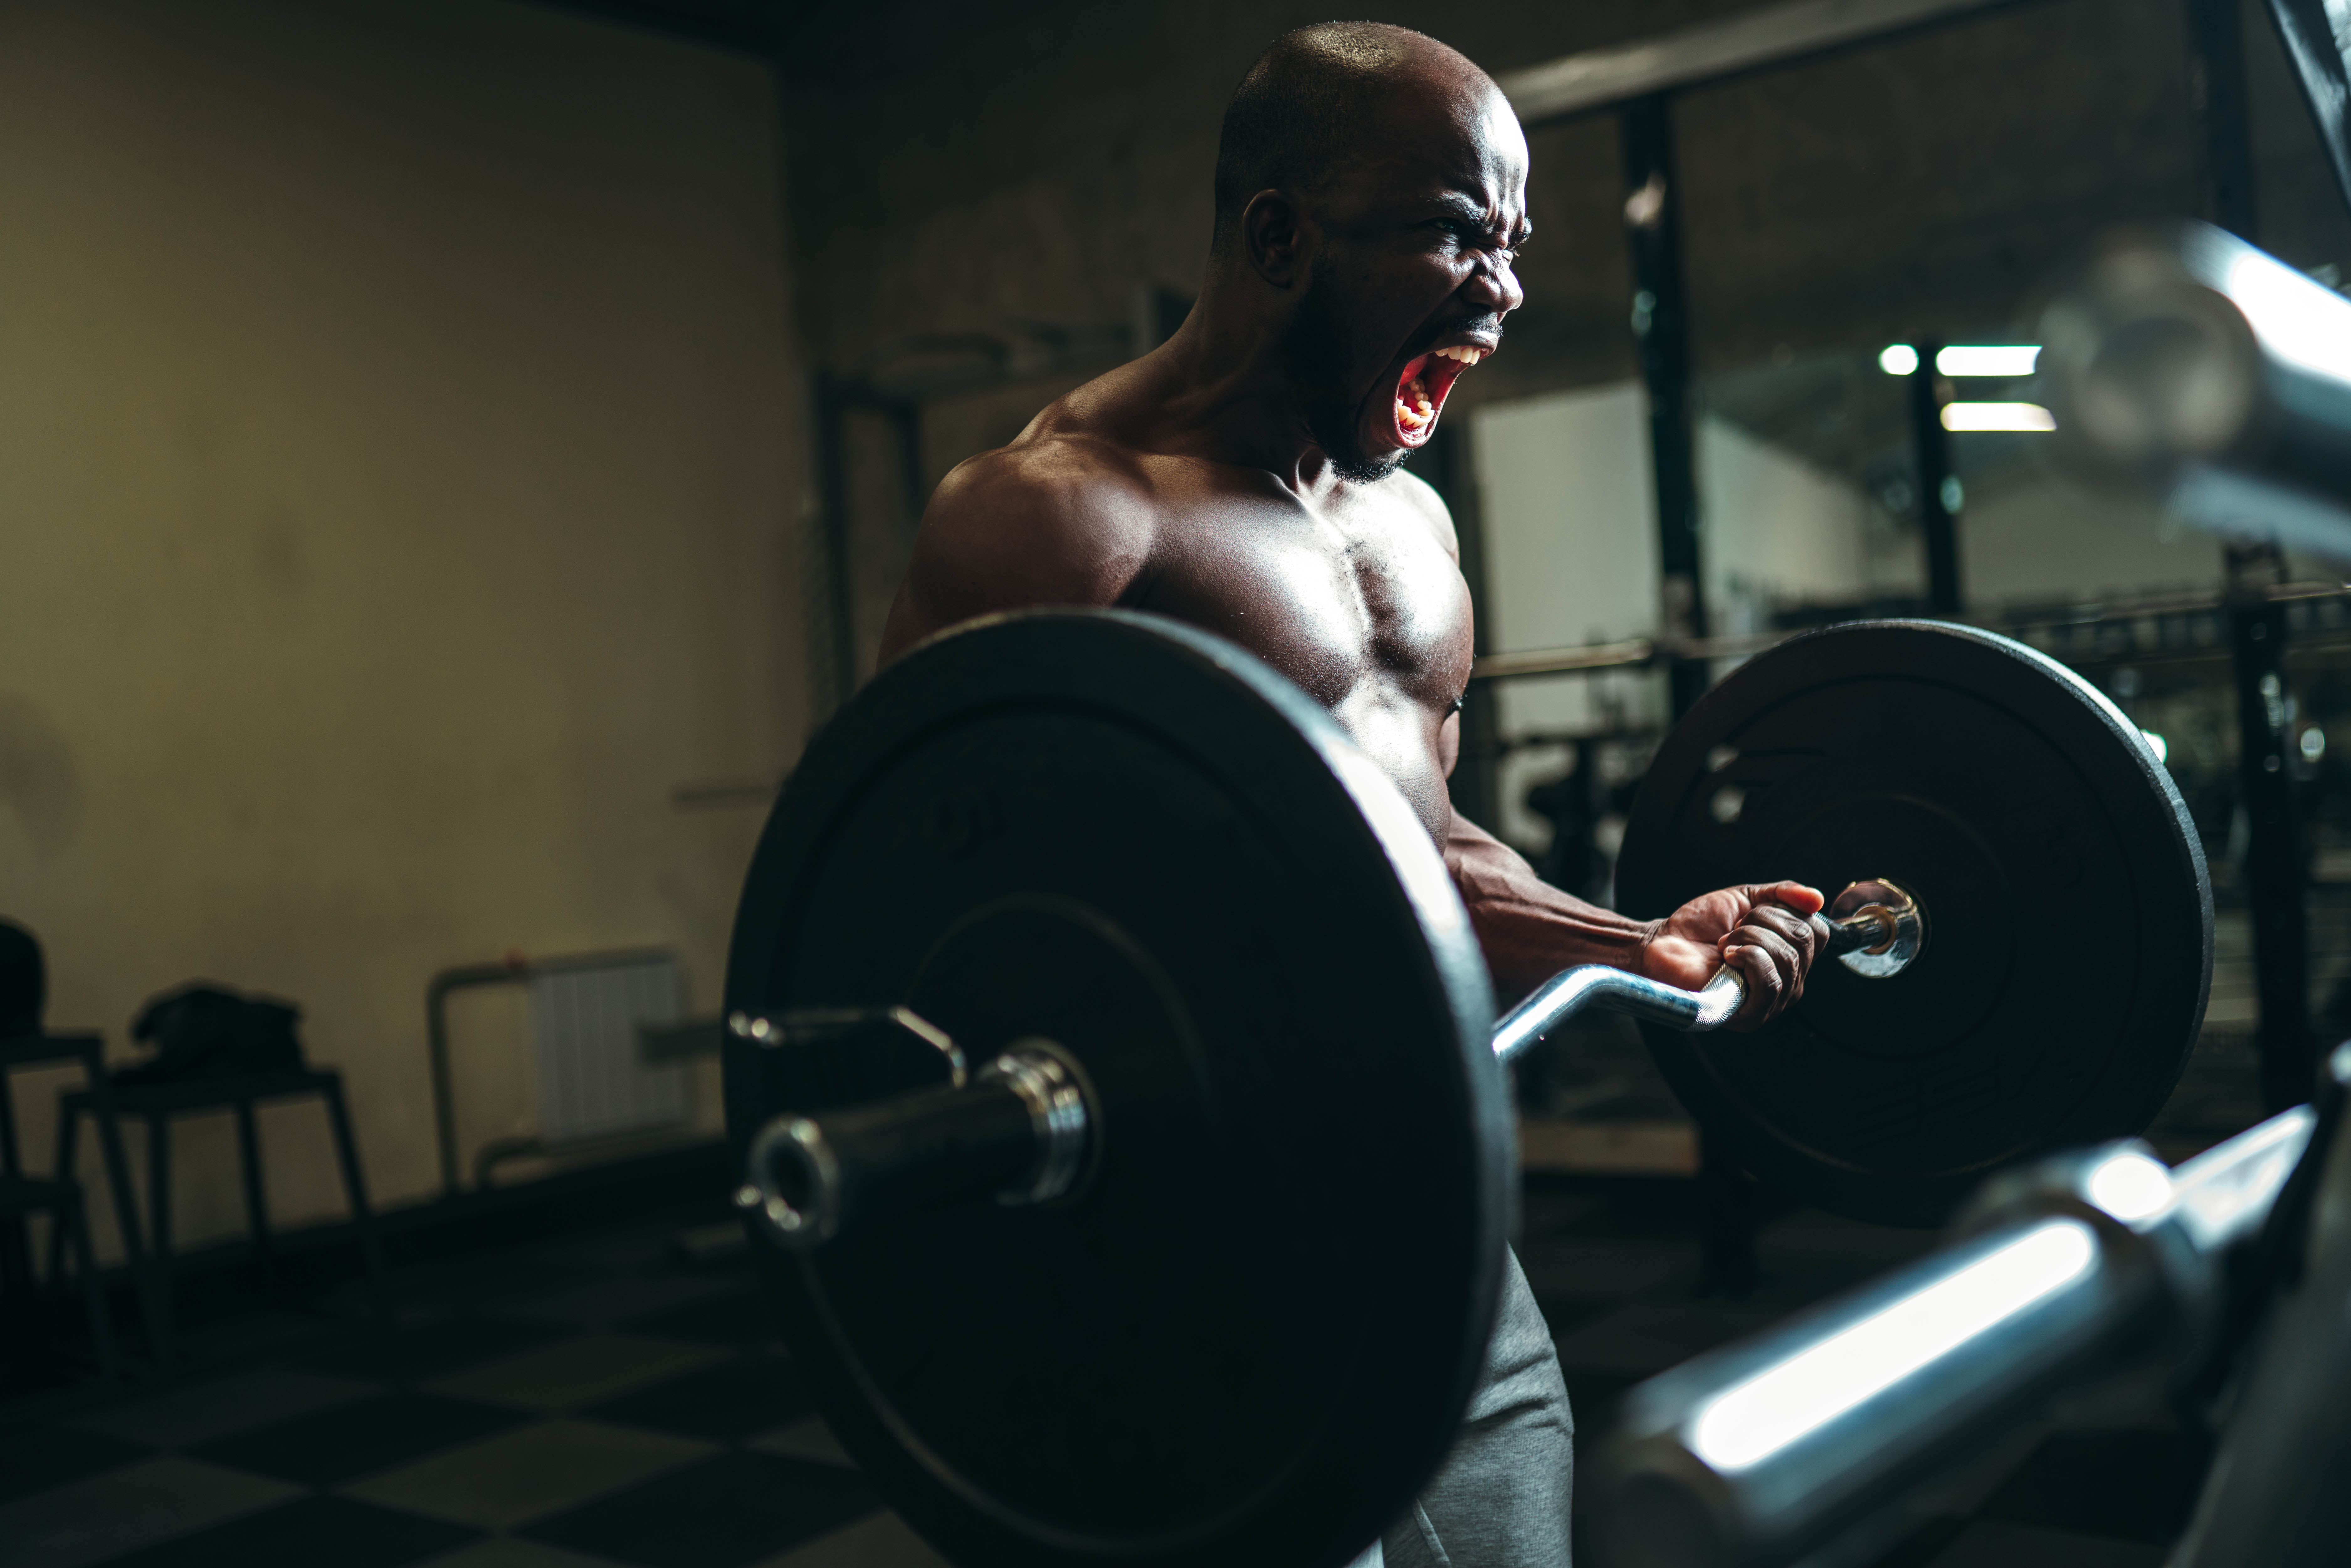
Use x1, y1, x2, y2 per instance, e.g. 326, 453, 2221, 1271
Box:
8, 3, 2351, 1566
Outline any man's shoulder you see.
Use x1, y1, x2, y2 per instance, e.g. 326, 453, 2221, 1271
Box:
943, 425, 1150, 503
907, 426, 1169, 619
929, 426, 1161, 541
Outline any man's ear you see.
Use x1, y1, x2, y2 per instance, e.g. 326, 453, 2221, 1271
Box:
1242, 190, 1308, 287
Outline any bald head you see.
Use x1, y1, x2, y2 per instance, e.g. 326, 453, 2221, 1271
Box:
1188, 22, 1526, 480
1212, 22, 1499, 242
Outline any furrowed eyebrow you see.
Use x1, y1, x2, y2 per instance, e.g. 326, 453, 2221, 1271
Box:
1430, 193, 1527, 248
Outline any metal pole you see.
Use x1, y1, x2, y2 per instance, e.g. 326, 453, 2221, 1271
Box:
2190, 0, 2309, 1105
2229, 551, 2315, 1109
1622, 92, 1753, 1293
1911, 339, 1963, 614
1621, 95, 1712, 719
2188, 0, 2259, 239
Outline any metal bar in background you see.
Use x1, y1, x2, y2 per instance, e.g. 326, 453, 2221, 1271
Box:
2188, 0, 2313, 1109
1912, 338, 1964, 614
1620, 92, 1754, 1294
2190, 0, 2261, 239
2228, 546, 2316, 1111
1470, 585, 2351, 684
1497, 0, 2018, 126
1621, 95, 1712, 723
1594, 1109, 2320, 1567
1470, 629, 1780, 682
426, 959, 517, 1197
424, 947, 681, 1199
1474, 638, 1657, 681
2265, 0, 2351, 218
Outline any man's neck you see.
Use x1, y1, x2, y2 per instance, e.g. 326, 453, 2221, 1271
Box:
1139, 267, 1351, 498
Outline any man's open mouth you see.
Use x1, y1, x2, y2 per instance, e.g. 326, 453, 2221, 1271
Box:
1392, 345, 1486, 446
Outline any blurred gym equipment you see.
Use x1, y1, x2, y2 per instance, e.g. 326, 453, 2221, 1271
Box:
2038, 221, 2351, 559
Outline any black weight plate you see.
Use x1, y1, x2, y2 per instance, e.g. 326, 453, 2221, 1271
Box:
723, 609, 1508, 1568
1615, 620, 2212, 1228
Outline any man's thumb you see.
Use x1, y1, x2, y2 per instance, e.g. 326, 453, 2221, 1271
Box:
1744, 880, 1825, 915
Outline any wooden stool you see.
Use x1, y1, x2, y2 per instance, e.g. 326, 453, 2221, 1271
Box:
56, 1066, 387, 1342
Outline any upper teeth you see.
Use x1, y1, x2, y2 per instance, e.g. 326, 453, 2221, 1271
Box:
1430, 346, 1484, 364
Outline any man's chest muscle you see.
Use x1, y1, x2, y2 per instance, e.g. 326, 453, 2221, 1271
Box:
1136, 501, 1473, 711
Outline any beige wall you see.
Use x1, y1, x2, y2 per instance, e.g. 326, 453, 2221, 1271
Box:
0, 0, 807, 1254
1472, 385, 1893, 849
1961, 477, 2231, 610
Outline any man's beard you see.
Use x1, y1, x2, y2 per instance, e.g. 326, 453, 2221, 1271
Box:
1281, 261, 1410, 484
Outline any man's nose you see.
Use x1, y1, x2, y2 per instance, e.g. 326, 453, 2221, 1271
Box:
1465, 253, 1523, 315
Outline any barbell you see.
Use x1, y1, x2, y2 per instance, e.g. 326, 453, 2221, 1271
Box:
733, 882, 1923, 1251
720, 609, 2212, 1568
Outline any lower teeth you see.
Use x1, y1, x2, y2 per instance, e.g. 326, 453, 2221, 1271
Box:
1398, 376, 1434, 430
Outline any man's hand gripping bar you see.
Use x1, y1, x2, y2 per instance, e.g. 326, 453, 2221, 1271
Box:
1491, 879, 1925, 1064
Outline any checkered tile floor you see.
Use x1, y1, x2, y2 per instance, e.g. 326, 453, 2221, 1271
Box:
3, 1179, 2191, 1568
0, 1223, 948, 1568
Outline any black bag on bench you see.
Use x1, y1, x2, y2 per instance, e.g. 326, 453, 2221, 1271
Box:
119, 983, 304, 1085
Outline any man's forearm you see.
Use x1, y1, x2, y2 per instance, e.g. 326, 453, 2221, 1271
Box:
1444, 813, 1658, 1003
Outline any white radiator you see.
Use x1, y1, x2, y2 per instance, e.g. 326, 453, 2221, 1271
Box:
530, 954, 687, 1145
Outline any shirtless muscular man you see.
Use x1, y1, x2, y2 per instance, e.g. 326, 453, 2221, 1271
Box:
880, 22, 1828, 1567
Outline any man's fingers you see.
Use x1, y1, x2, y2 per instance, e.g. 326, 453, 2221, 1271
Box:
1721, 920, 1810, 1025
1722, 943, 1785, 1029
1731, 924, 1804, 1002
1742, 904, 1821, 963
1678, 882, 1827, 1029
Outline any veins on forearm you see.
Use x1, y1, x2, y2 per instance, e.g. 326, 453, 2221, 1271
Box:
1443, 812, 1654, 1001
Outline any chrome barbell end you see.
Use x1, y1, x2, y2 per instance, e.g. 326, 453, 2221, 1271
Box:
1827, 879, 1927, 978
737, 1115, 842, 1251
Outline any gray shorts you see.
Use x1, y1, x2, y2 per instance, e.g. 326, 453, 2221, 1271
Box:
1354, 1245, 1575, 1568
